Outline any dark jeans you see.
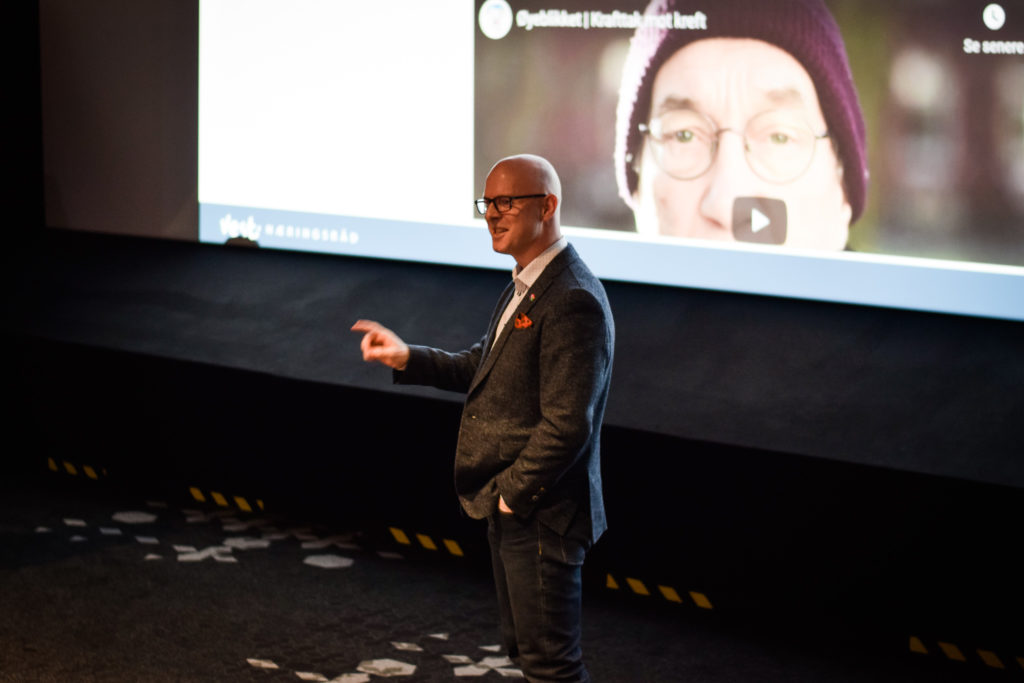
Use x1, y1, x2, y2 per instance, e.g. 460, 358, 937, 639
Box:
487, 511, 590, 683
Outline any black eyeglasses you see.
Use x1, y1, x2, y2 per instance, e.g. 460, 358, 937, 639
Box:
474, 194, 547, 215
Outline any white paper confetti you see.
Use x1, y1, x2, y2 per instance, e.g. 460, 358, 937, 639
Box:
495, 667, 524, 678
479, 656, 514, 669
356, 658, 416, 677
328, 674, 371, 683
176, 546, 236, 563
112, 511, 157, 524
223, 537, 271, 550
454, 665, 490, 676
246, 658, 279, 669
303, 555, 354, 569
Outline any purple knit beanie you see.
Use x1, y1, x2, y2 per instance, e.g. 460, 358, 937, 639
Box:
615, 0, 868, 223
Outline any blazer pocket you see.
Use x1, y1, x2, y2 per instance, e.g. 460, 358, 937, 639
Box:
498, 437, 526, 463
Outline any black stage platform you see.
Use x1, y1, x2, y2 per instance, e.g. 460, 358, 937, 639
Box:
2, 468, 1013, 682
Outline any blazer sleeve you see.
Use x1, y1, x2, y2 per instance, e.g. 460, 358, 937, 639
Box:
393, 338, 485, 394
495, 286, 613, 518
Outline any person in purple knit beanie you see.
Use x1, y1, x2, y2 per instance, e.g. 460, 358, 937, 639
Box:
615, 0, 868, 250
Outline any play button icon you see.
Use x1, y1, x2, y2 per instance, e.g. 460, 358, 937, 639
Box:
733, 197, 787, 245
751, 207, 771, 233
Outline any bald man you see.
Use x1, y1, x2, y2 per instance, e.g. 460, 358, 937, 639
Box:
353, 155, 614, 682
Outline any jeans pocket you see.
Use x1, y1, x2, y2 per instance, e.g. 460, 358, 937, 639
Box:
537, 521, 586, 566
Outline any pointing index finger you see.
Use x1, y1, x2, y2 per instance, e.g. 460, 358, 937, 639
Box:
351, 319, 379, 333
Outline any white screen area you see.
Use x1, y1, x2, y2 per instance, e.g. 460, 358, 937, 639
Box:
199, 0, 1024, 321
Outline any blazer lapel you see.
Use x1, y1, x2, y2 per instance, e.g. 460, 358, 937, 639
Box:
482, 280, 516, 354
469, 245, 578, 394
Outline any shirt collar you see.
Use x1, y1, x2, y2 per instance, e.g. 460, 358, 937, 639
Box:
512, 237, 567, 295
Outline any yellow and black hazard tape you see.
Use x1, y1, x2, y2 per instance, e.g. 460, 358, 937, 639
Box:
47, 457, 107, 480
388, 526, 465, 557
188, 486, 265, 513
384, 528, 711, 607
909, 636, 1023, 672
605, 573, 714, 609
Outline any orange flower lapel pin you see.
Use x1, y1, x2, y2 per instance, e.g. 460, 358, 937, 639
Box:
514, 312, 533, 329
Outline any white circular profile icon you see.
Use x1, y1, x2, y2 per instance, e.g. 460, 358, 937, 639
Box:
983, 3, 1006, 31
479, 0, 514, 40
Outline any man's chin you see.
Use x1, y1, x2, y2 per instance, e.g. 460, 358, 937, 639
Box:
490, 236, 509, 254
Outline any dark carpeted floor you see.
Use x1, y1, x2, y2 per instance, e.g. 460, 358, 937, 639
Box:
0, 469, 1011, 682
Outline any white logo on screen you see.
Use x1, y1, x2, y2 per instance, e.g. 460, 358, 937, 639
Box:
984, 3, 1006, 31
479, 0, 514, 40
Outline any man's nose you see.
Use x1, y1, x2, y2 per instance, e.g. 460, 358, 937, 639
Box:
698, 131, 756, 231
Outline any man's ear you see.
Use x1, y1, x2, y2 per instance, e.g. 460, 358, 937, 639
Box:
542, 193, 558, 220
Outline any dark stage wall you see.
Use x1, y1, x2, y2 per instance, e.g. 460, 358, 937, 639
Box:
11, 228, 1024, 491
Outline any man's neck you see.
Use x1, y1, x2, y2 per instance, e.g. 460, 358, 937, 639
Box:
514, 233, 562, 271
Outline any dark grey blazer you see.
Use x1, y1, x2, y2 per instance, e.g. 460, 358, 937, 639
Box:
396, 244, 614, 545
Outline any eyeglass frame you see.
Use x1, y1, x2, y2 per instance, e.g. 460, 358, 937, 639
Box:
637, 108, 830, 185
474, 194, 548, 216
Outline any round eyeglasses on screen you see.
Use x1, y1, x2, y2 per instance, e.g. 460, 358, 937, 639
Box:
639, 108, 829, 184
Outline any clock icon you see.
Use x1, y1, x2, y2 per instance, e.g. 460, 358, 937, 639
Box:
984, 3, 1006, 31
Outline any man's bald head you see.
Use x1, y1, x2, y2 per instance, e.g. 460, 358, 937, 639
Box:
489, 154, 562, 226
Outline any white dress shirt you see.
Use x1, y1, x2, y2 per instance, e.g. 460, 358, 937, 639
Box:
492, 237, 568, 349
